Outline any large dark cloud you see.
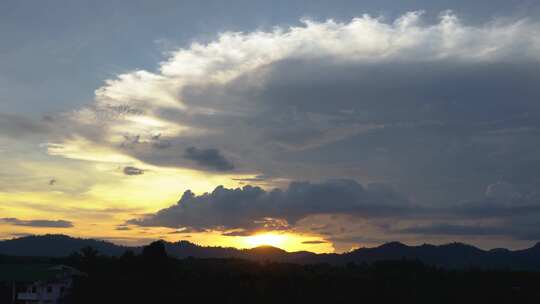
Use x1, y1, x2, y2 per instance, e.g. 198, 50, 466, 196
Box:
22, 12, 540, 249
183, 146, 234, 171
150, 57, 540, 207
128, 179, 412, 231
248, 60, 540, 201
52, 15, 540, 209
1, 217, 73, 228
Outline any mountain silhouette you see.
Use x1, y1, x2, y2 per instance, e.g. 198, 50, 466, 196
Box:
0, 234, 131, 257
1, 235, 540, 270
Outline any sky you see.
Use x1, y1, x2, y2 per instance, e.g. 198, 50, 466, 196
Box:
2, 0, 540, 253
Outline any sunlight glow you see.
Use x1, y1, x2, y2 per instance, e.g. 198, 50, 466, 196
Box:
245, 233, 286, 248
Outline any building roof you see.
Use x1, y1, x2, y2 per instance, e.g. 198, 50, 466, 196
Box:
0, 264, 84, 282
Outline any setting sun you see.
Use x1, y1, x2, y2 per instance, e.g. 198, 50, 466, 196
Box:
236, 232, 333, 253
245, 233, 285, 248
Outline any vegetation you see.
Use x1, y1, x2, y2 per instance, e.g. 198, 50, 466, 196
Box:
3, 241, 540, 303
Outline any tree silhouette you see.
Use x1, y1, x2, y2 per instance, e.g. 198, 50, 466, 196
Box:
79, 246, 99, 271
142, 240, 167, 260
80, 246, 99, 259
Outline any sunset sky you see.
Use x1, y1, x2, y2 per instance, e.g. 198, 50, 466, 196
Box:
2, 0, 540, 253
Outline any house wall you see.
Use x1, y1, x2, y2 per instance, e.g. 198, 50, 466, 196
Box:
17, 278, 72, 304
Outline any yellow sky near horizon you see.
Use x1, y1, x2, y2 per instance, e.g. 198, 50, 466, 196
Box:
0, 160, 334, 253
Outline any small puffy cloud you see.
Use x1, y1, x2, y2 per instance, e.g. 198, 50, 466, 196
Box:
123, 166, 145, 176
183, 147, 234, 171
128, 179, 411, 231
1, 218, 73, 228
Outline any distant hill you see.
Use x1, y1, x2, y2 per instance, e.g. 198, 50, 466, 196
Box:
0, 235, 132, 257
334, 241, 540, 270
1, 234, 540, 270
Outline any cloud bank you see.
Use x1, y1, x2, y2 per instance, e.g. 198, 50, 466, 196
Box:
128, 178, 540, 245
128, 179, 410, 233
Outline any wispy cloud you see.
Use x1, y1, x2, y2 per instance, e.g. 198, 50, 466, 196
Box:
1, 218, 73, 228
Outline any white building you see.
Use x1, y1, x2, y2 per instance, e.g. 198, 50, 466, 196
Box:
0, 264, 85, 304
